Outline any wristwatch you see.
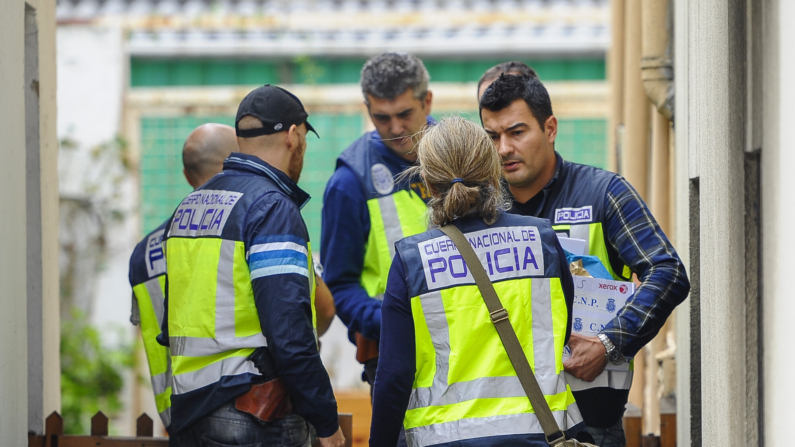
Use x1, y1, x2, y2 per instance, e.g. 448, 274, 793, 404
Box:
597, 333, 626, 365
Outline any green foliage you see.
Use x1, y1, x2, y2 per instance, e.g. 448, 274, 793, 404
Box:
60, 309, 135, 434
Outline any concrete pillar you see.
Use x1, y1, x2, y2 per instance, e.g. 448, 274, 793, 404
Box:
686, 0, 748, 444
0, 2, 31, 444
763, 0, 795, 444
622, 0, 650, 413
0, 0, 58, 442
607, 0, 624, 173
28, 0, 60, 434
673, 0, 693, 444
641, 108, 672, 436
621, 0, 651, 199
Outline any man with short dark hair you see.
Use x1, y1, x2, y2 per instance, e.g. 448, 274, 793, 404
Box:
479, 74, 690, 446
128, 123, 237, 431
477, 60, 538, 100
321, 52, 433, 401
160, 85, 344, 447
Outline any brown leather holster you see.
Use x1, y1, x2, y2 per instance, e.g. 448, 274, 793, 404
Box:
234, 378, 292, 422
355, 332, 379, 364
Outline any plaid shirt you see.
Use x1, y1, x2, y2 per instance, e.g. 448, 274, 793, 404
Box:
600, 177, 690, 357
508, 162, 690, 358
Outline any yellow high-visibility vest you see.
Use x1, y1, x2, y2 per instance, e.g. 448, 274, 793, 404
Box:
361, 189, 428, 300
396, 218, 584, 445
132, 274, 172, 427
166, 236, 317, 395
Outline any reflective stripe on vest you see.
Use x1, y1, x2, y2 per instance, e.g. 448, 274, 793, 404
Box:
132, 275, 172, 426
553, 222, 634, 391
166, 238, 268, 394
362, 190, 427, 299
405, 277, 582, 446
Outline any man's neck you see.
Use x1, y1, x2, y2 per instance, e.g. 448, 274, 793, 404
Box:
508, 155, 558, 204
381, 141, 417, 164
396, 150, 417, 163
243, 148, 290, 178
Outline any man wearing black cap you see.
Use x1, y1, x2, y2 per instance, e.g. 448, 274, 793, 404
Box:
159, 85, 345, 447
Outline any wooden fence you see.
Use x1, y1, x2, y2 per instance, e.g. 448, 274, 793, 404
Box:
624, 413, 677, 447
28, 409, 673, 446
28, 412, 353, 447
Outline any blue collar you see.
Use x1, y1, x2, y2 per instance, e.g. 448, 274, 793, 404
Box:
223, 152, 311, 209
546, 152, 564, 190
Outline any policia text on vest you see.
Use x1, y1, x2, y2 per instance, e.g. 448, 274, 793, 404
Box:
371, 214, 587, 446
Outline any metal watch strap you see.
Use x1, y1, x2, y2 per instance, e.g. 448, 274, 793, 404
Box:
440, 224, 567, 446
597, 333, 624, 364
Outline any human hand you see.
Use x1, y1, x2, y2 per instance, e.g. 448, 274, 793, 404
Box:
318, 427, 345, 447
563, 333, 608, 382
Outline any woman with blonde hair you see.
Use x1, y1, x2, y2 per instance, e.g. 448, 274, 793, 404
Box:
369, 117, 588, 446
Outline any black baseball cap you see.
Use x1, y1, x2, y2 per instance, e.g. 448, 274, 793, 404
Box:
235, 84, 319, 138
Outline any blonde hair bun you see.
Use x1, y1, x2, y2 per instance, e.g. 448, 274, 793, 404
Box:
408, 116, 507, 227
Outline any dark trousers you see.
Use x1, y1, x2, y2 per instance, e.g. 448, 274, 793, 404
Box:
170, 401, 314, 447
364, 357, 408, 447
585, 417, 626, 447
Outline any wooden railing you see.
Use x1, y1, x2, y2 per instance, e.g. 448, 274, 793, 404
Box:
624, 412, 676, 447
29, 412, 353, 447
29, 408, 673, 446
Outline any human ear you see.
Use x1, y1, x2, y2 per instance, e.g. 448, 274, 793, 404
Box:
545, 116, 558, 144
286, 124, 299, 151
423, 90, 433, 114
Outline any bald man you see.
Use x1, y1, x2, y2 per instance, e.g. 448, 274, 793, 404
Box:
127, 123, 238, 430
181, 123, 239, 188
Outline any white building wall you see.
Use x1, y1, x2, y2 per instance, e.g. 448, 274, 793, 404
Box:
763, 0, 795, 444
0, 0, 59, 441
57, 23, 145, 434
673, 0, 691, 444
682, 0, 748, 444
57, 24, 125, 148
0, 3, 31, 441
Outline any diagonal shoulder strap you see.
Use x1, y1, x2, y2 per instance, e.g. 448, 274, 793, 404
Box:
440, 224, 568, 446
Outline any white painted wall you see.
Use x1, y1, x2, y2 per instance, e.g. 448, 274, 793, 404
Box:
0, 3, 31, 442
57, 23, 144, 434
0, 0, 59, 442
57, 25, 126, 198
673, 0, 691, 444
683, 1, 748, 444
763, 0, 795, 443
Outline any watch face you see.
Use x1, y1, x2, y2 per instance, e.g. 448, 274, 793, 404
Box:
608, 350, 622, 364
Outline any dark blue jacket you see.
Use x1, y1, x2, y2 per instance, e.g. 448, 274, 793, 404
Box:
159, 153, 338, 436
508, 153, 690, 428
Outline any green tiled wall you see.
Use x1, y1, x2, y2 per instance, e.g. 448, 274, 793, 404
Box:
436, 112, 607, 170
555, 119, 608, 170
139, 114, 605, 246
139, 115, 362, 246
131, 58, 605, 87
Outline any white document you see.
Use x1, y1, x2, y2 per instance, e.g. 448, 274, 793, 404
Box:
563, 276, 635, 372
556, 235, 587, 256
